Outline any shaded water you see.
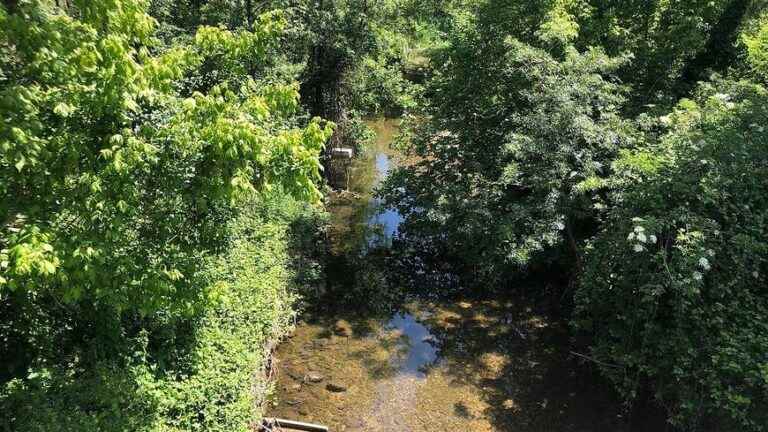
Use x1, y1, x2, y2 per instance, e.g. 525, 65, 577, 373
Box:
268, 119, 666, 431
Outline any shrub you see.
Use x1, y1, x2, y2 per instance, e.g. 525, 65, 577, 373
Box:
575, 80, 768, 430
0, 2, 330, 430
0, 194, 326, 432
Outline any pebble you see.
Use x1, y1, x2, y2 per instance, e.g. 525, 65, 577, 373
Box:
304, 371, 324, 383
326, 382, 348, 392
334, 320, 352, 337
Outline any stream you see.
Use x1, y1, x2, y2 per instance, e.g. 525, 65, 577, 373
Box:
268, 119, 666, 432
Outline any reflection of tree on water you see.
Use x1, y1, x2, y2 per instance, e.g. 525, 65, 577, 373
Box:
322, 119, 410, 313
322, 118, 463, 313
413, 293, 669, 432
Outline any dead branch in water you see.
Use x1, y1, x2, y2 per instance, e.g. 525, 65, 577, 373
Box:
569, 351, 622, 369
261, 417, 329, 432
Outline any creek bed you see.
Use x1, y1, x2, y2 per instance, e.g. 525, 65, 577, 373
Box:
267, 119, 664, 432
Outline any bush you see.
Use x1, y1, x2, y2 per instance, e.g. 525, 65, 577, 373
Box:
575, 80, 768, 430
381, 39, 634, 284
0, 194, 326, 432
156, 194, 325, 432
0, 2, 330, 430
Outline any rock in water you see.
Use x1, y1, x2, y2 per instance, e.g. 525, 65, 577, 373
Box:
334, 320, 353, 337
326, 382, 348, 392
305, 372, 324, 383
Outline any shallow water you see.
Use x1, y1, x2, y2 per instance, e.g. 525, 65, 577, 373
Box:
268, 119, 666, 432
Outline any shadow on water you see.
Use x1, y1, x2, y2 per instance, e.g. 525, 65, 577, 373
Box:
269, 118, 669, 432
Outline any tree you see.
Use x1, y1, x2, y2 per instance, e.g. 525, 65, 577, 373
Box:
381, 0, 768, 428
382, 7, 635, 283
744, 11, 768, 80
1, 1, 332, 429
0, 0, 331, 347
575, 79, 768, 430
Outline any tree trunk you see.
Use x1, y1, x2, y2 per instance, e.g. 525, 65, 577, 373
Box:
565, 217, 583, 273
245, 0, 253, 29
675, 0, 751, 96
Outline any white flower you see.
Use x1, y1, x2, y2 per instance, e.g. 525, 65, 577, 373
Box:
649, 235, 658, 243
753, 271, 760, 279
627, 232, 636, 241
637, 233, 647, 243
693, 271, 703, 281
707, 249, 715, 257
634, 226, 645, 233
714, 93, 730, 102
698, 257, 711, 271
633, 244, 644, 253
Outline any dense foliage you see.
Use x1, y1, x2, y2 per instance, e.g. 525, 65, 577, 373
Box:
576, 79, 768, 429
147, 0, 427, 154
384, 40, 634, 278
4, 0, 768, 430
383, 0, 768, 429
1, 0, 329, 430
2, 193, 324, 431
0, 0, 330, 309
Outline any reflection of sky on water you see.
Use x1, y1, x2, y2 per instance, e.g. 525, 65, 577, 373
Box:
369, 311, 439, 431
369, 149, 438, 379
385, 313, 438, 379
365, 152, 403, 247
375, 153, 391, 178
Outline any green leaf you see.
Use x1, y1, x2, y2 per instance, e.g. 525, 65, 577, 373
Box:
14, 157, 26, 172
53, 102, 75, 117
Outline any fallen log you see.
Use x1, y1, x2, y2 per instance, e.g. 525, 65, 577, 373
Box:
262, 417, 329, 432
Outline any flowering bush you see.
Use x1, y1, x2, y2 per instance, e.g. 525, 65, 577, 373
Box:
575, 80, 768, 430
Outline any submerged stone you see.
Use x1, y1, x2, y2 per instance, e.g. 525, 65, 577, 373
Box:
334, 320, 353, 337
326, 382, 348, 392
305, 371, 324, 383
312, 338, 330, 348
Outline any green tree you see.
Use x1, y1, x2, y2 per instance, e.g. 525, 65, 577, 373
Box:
0, 0, 331, 310
1, 1, 332, 430
382, 0, 768, 428
575, 79, 768, 430
383, 14, 635, 282
744, 12, 768, 79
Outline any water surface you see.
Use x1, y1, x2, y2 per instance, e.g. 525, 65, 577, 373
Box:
268, 118, 666, 432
